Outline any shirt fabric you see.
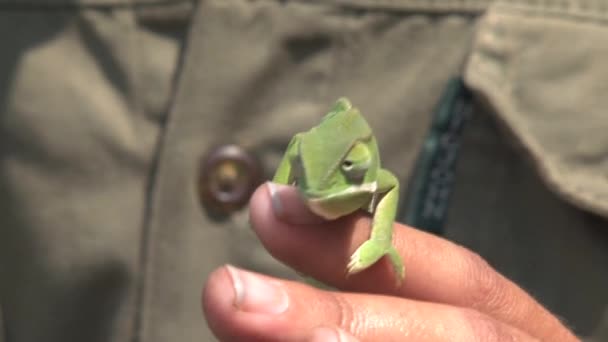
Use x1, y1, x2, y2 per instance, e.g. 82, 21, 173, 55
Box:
0, 0, 606, 341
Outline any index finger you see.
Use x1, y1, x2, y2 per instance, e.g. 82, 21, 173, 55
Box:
249, 183, 579, 342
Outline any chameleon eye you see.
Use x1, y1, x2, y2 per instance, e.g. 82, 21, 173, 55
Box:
341, 158, 366, 182
341, 142, 372, 183
342, 160, 354, 171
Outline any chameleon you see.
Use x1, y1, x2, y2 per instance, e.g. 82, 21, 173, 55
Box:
272, 98, 404, 284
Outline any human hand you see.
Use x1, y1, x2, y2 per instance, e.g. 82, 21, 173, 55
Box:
202, 183, 580, 341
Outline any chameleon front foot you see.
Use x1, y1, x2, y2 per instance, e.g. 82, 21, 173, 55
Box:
347, 239, 405, 284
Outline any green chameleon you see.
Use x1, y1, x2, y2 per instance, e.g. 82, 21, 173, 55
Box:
272, 98, 405, 284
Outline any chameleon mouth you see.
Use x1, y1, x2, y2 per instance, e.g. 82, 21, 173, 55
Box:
301, 182, 378, 220
301, 181, 377, 200
306, 200, 346, 220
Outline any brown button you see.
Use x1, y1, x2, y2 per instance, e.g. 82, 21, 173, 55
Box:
198, 144, 263, 217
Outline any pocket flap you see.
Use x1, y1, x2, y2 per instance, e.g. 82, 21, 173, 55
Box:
465, 3, 608, 218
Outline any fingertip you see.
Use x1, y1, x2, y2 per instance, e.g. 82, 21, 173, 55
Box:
202, 266, 230, 312
248, 183, 281, 249
201, 266, 236, 339
250, 182, 326, 227
248, 183, 273, 223
202, 265, 292, 341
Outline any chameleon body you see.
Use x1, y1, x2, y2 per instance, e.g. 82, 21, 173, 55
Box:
272, 98, 405, 283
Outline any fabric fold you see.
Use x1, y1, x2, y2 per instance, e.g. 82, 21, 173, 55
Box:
465, 2, 608, 219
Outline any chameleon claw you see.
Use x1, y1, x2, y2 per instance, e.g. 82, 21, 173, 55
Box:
346, 240, 386, 275
346, 240, 405, 284
346, 248, 364, 275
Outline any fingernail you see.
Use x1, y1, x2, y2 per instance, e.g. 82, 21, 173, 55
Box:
225, 265, 289, 315
267, 182, 283, 217
309, 326, 359, 342
265, 182, 326, 225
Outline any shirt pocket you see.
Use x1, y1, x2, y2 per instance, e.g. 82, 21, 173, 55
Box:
465, 2, 608, 220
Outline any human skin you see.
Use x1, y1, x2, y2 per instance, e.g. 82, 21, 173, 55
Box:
202, 183, 580, 342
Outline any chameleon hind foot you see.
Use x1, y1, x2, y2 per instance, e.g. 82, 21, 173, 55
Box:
347, 239, 405, 284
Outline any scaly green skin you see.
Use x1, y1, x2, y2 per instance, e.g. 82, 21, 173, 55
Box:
273, 98, 405, 284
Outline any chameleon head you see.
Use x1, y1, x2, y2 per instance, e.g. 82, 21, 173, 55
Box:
294, 98, 381, 220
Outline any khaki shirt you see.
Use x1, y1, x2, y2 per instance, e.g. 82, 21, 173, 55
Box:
0, 0, 606, 341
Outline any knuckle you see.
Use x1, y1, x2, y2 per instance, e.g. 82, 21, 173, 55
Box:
327, 293, 358, 335
460, 248, 511, 314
